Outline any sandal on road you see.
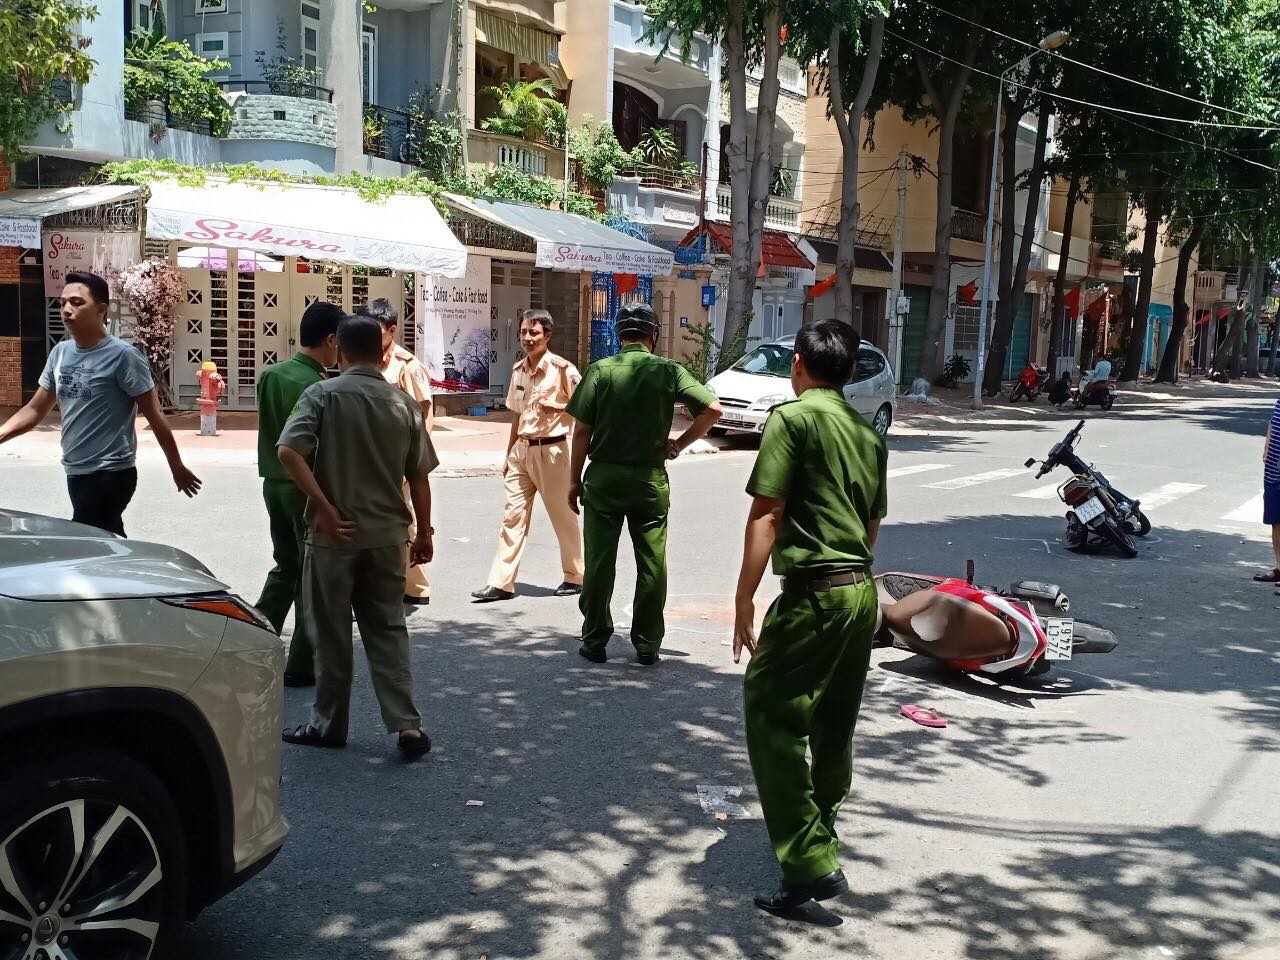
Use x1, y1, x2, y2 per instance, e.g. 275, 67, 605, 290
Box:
900, 704, 948, 728
282, 724, 346, 748
397, 729, 432, 759
1252, 568, 1280, 583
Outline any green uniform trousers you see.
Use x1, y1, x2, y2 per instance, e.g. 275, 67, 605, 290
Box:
302, 542, 421, 743
255, 479, 315, 678
579, 461, 670, 656
744, 578, 878, 885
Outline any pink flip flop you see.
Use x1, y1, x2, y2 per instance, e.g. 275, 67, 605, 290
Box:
900, 704, 947, 728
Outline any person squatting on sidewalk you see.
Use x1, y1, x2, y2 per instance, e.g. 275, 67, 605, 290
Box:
0, 270, 201, 535
472, 308, 585, 603
277, 314, 437, 759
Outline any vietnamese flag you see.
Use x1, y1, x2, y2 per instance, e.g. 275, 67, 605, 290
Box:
1064, 285, 1082, 320
957, 280, 978, 306
613, 272, 638, 296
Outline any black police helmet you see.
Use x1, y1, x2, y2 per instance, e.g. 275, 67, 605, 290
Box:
614, 301, 660, 338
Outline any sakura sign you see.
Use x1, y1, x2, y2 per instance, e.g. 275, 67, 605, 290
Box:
535, 242, 674, 275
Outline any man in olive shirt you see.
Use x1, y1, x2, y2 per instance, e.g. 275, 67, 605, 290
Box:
277, 315, 437, 759
254, 301, 344, 687
731, 320, 888, 916
567, 302, 722, 664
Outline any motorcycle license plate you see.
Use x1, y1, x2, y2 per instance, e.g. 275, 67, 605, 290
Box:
1074, 496, 1106, 524
1044, 618, 1074, 660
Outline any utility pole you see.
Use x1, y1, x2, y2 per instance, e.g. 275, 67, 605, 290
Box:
886, 146, 907, 385
563, 122, 570, 210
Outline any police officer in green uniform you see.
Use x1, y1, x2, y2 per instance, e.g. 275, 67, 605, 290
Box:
731, 320, 888, 916
254, 301, 344, 687
567, 302, 723, 664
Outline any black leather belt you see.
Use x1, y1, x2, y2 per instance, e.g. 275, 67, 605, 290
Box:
524, 435, 567, 446
781, 570, 871, 593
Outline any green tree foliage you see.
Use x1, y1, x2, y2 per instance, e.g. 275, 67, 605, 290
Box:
124, 24, 232, 136
481, 77, 566, 143
571, 117, 639, 193
0, 0, 97, 160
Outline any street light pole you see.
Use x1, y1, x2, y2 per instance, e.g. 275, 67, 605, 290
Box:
971, 30, 1069, 410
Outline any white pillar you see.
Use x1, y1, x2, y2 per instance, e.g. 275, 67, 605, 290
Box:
325, 0, 364, 173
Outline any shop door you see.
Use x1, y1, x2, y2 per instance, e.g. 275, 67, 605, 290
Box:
490, 262, 532, 398
1002, 293, 1033, 380
901, 284, 931, 383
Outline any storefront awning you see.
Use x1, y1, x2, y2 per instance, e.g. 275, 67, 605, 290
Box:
682, 222, 814, 270
0, 185, 142, 247
447, 194, 674, 275
476, 7, 566, 86
145, 179, 467, 277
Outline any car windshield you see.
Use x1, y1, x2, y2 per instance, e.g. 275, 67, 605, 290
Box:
731, 343, 793, 378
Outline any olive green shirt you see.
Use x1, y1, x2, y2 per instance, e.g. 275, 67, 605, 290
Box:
566, 343, 717, 468
277, 365, 438, 549
257, 352, 327, 481
746, 387, 888, 576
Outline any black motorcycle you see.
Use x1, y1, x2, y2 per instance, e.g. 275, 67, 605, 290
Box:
1024, 420, 1151, 558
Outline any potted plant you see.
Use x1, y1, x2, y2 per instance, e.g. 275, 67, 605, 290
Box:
363, 105, 386, 156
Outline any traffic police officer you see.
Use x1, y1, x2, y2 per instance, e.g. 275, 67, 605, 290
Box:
730, 319, 888, 915
566, 302, 723, 664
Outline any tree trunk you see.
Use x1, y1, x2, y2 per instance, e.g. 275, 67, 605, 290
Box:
985, 103, 1050, 394
914, 36, 978, 385
990, 93, 1023, 363
1268, 286, 1280, 375
1246, 253, 1263, 377
720, 1, 752, 371
1211, 302, 1243, 373
829, 13, 884, 333
1121, 191, 1164, 383
1154, 221, 1204, 383
1046, 177, 1080, 376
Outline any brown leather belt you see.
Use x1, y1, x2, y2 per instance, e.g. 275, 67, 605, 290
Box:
524, 435, 567, 446
781, 570, 871, 593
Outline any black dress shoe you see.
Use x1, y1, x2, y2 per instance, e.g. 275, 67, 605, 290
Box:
578, 644, 607, 663
636, 652, 660, 666
754, 870, 849, 916
282, 672, 316, 688
471, 586, 515, 603
404, 595, 430, 606
554, 581, 583, 596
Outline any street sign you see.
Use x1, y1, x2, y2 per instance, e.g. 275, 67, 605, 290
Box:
701, 284, 716, 307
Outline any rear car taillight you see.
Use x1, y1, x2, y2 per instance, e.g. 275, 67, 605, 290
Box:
161, 593, 276, 632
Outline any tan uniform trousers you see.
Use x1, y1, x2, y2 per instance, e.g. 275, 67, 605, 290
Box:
486, 438, 585, 592
402, 482, 430, 600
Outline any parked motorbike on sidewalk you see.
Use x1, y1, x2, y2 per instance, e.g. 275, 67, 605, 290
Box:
1070, 377, 1118, 410
1024, 420, 1150, 558
874, 561, 1117, 683
1008, 362, 1050, 402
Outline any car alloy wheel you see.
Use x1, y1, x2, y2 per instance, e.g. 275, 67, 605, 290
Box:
872, 405, 892, 436
1, 799, 164, 960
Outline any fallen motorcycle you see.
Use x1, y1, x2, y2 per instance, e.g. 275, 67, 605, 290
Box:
874, 562, 1117, 682
1008, 362, 1049, 402
1025, 419, 1150, 557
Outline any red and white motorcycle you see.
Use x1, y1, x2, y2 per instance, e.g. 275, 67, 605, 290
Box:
874, 563, 1117, 682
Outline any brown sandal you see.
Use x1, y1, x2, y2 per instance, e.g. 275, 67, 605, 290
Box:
1252, 568, 1280, 583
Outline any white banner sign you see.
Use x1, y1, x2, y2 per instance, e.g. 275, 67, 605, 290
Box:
42, 231, 141, 297
416, 255, 492, 395
0, 217, 41, 248
535, 241, 674, 276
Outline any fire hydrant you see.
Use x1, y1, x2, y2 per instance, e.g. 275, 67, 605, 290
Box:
197, 362, 225, 436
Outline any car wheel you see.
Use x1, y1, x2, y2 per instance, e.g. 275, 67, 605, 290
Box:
0, 749, 187, 960
872, 404, 892, 436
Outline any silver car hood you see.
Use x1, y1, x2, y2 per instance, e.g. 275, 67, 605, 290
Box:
0, 510, 228, 601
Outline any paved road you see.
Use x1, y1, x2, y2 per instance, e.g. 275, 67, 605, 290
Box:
4, 393, 1278, 959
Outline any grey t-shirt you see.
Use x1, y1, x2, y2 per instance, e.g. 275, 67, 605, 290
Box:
38, 336, 155, 476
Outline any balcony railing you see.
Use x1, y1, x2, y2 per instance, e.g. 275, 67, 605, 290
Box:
216, 79, 334, 102
949, 207, 986, 243
1092, 224, 1128, 260
469, 129, 565, 179
616, 163, 699, 194
363, 102, 412, 164
125, 94, 214, 136
748, 58, 807, 96
715, 184, 801, 232
1194, 270, 1226, 302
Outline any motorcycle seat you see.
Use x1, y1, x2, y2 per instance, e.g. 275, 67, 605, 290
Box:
881, 589, 1014, 662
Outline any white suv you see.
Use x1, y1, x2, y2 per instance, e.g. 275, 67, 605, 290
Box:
0, 510, 288, 959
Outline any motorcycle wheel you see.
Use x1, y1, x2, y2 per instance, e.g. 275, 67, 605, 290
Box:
1064, 516, 1089, 552
1099, 516, 1139, 558
1005, 657, 1053, 685
1099, 394, 1114, 410
1009, 384, 1024, 402
1125, 510, 1152, 537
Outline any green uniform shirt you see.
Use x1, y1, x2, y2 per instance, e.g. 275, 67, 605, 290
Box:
566, 343, 716, 467
277, 365, 439, 549
746, 387, 888, 577
257, 352, 327, 481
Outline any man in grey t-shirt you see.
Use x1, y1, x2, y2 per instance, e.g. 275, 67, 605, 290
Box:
0, 271, 201, 536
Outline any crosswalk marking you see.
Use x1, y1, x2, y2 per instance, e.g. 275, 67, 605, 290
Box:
1134, 482, 1205, 510
923, 467, 1026, 490
1015, 481, 1064, 500
1223, 494, 1263, 523
886, 463, 950, 479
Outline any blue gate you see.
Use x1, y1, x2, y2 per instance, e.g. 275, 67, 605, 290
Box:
589, 272, 654, 362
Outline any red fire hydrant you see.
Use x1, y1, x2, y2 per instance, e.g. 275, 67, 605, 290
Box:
197, 362, 225, 436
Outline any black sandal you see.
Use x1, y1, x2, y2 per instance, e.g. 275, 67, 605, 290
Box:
397, 729, 432, 758
1252, 568, 1280, 583
282, 724, 345, 748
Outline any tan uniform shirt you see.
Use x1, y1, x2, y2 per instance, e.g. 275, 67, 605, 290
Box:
506, 351, 581, 439
382, 343, 433, 407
